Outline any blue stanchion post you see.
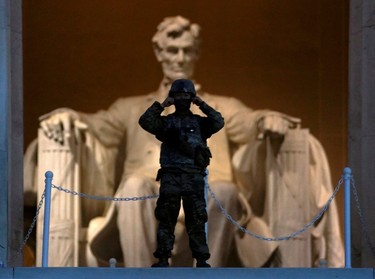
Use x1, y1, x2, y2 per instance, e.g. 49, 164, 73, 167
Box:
204, 169, 209, 240
343, 167, 352, 268
42, 171, 53, 267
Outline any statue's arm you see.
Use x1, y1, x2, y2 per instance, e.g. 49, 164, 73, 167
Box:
39, 107, 87, 145
225, 97, 300, 197
219, 97, 262, 144
222, 97, 300, 148
39, 100, 127, 148
78, 99, 130, 147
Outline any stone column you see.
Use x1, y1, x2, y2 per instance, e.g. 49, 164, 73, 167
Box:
0, 0, 23, 267
348, 0, 375, 267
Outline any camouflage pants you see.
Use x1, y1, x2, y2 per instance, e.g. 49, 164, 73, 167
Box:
153, 170, 210, 261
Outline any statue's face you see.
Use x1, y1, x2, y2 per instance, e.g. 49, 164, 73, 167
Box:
156, 32, 198, 81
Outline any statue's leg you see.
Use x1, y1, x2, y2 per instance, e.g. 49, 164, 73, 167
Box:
207, 181, 240, 267
115, 175, 158, 267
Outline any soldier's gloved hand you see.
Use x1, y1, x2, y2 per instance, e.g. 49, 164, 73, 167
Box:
192, 96, 204, 106
161, 97, 174, 108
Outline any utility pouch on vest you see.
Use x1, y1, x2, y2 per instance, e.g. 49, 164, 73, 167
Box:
194, 146, 212, 168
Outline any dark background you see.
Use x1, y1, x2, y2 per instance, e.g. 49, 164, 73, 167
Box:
22, 0, 348, 228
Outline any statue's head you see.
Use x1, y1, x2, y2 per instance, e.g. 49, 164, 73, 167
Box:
152, 16, 201, 82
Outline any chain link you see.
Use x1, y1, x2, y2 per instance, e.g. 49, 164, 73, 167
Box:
52, 184, 159, 201
350, 178, 375, 259
207, 178, 343, 241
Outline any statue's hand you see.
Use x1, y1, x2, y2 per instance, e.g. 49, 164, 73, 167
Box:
161, 97, 174, 108
257, 113, 301, 140
39, 108, 87, 144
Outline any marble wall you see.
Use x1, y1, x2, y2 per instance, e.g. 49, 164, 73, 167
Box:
0, 0, 23, 267
349, 0, 375, 267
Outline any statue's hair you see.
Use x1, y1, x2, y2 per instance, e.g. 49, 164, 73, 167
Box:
152, 15, 201, 50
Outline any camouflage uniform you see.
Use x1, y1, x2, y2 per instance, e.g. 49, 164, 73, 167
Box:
139, 99, 224, 265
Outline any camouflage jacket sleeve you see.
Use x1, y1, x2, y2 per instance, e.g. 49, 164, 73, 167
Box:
199, 102, 225, 139
138, 101, 166, 138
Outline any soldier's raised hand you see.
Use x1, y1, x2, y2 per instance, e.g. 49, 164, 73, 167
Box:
192, 95, 204, 106
161, 97, 174, 108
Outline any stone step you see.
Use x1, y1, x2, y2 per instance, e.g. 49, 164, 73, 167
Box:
0, 267, 373, 279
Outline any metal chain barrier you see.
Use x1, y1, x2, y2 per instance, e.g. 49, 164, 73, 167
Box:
17, 186, 158, 260
207, 178, 343, 241
20, 178, 343, 259
350, 178, 375, 259
52, 184, 159, 201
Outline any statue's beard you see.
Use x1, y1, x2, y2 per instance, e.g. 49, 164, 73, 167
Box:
174, 100, 191, 113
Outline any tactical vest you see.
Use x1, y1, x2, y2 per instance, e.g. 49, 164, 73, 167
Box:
160, 113, 208, 169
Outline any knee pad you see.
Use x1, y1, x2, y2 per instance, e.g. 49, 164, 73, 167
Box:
155, 195, 180, 222
197, 208, 208, 223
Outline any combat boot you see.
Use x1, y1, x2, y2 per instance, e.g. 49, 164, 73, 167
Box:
196, 259, 211, 268
151, 258, 169, 267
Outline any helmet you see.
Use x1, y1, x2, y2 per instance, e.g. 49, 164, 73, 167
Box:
168, 79, 196, 97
